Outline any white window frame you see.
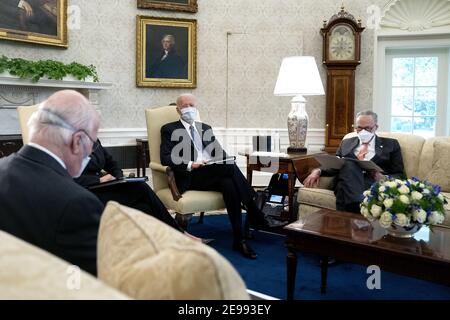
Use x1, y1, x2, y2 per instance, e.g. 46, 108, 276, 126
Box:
374, 36, 450, 136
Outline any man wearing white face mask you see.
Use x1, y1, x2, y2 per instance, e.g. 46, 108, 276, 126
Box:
303, 110, 405, 213
0, 90, 103, 275
160, 94, 283, 260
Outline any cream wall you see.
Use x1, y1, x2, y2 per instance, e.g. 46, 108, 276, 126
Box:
0, 0, 387, 130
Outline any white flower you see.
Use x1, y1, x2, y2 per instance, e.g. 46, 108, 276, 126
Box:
438, 193, 444, 202
395, 179, 404, 185
370, 204, 382, 218
419, 183, 425, 188
399, 195, 410, 204
423, 189, 430, 194
411, 191, 423, 201
413, 209, 427, 224
394, 213, 410, 227
383, 198, 394, 209
398, 185, 410, 194
361, 207, 369, 218
385, 181, 397, 188
379, 212, 393, 228
378, 186, 386, 193
363, 190, 371, 197
363, 197, 369, 205
429, 211, 445, 225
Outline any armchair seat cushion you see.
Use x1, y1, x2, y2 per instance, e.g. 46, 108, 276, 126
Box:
156, 189, 225, 214
97, 201, 249, 300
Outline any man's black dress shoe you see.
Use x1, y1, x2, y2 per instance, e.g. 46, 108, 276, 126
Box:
232, 240, 257, 259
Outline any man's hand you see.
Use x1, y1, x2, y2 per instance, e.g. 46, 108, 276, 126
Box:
371, 170, 384, 182
18, 0, 33, 17
303, 168, 321, 188
100, 174, 116, 183
191, 160, 207, 170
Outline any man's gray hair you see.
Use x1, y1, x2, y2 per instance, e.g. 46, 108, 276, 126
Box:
28, 90, 99, 146
356, 110, 378, 124
162, 34, 175, 45
176, 93, 196, 107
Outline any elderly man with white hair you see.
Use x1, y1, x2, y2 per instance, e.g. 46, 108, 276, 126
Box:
0, 90, 103, 275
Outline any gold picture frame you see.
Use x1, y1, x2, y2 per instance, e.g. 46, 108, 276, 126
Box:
136, 15, 197, 88
137, 0, 198, 13
0, 0, 68, 48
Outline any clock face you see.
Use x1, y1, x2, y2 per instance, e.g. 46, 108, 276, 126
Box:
328, 25, 355, 61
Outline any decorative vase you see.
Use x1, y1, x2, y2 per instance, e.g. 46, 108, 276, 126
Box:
287, 97, 308, 153
386, 223, 422, 238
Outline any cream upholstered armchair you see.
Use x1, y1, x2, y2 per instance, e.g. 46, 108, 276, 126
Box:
17, 105, 38, 144
145, 106, 225, 229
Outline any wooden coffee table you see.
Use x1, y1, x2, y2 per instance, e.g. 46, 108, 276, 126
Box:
285, 209, 450, 300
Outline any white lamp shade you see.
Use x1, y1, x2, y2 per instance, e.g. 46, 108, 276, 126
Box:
273, 56, 325, 96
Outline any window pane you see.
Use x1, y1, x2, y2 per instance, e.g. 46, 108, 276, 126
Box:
391, 117, 412, 133
391, 88, 413, 116
414, 87, 437, 116
392, 58, 414, 86
413, 117, 435, 138
415, 57, 438, 86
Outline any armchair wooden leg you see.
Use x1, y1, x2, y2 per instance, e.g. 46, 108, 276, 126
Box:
198, 212, 205, 224
175, 213, 193, 231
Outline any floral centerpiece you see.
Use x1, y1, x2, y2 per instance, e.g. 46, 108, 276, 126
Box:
360, 177, 448, 237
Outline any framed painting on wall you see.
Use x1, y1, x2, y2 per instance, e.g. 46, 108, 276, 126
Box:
137, 0, 198, 13
136, 15, 197, 88
0, 0, 68, 47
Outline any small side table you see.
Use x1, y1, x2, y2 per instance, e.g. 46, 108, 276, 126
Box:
136, 138, 150, 177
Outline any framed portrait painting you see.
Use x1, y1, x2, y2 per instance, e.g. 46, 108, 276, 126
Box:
137, 0, 198, 13
0, 0, 68, 47
136, 16, 197, 88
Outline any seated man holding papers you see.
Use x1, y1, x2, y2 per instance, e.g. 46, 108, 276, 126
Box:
303, 110, 405, 213
160, 93, 282, 259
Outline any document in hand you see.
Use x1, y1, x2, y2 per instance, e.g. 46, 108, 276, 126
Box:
205, 156, 236, 165
314, 154, 384, 172
88, 176, 149, 190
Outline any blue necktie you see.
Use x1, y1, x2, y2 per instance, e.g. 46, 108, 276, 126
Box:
189, 125, 203, 152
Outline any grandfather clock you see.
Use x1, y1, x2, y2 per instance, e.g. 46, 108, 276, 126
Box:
321, 7, 364, 154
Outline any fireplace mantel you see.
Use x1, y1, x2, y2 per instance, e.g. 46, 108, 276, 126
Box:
0, 75, 113, 135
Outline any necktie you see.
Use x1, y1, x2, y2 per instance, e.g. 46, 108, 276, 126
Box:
357, 142, 369, 160
189, 125, 203, 152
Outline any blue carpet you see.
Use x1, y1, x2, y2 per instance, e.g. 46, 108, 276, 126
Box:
188, 214, 450, 300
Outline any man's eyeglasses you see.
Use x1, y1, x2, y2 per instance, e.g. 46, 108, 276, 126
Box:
75, 129, 99, 153
355, 126, 376, 132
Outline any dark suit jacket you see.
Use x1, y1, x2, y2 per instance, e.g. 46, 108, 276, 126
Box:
160, 120, 228, 193
147, 50, 187, 79
75, 140, 123, 187
322, 135, 405, 178
0, 145, 104, 275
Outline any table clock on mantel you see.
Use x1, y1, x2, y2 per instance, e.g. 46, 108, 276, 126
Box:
321, 6, 364, 154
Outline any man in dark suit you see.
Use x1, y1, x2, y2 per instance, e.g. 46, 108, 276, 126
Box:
160, 93, 279, 259
0, 90, 102, 275
147, 34, 187, 79
74, 140, 210, 243
303, 110, 405, 213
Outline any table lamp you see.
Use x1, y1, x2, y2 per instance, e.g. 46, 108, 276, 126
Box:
274, 56, 324, 153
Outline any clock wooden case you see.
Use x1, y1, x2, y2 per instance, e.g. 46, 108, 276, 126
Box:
321, 8, 364, 154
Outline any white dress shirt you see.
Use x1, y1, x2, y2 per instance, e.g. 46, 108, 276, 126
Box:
180, 119, 211, 171
28, 142, 67, 169
353, 135, 376, 160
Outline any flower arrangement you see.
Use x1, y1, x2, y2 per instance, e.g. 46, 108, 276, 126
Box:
360, 177, 448, 229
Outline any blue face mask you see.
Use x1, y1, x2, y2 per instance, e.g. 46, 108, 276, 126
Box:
180, 107, 197, 124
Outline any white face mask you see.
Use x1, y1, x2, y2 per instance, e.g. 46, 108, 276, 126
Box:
180, 107, 197, 124
358, 129, 374, 143
73, 156, 91, 178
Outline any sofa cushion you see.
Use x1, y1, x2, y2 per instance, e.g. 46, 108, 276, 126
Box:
419, 136, 450, 180
425, 140, 450, 193
298, 187, 336, 210
97, 201, 249, 300
0, 230, 128, 300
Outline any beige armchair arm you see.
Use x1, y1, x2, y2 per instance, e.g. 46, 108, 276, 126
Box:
149, 162, 182, 201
